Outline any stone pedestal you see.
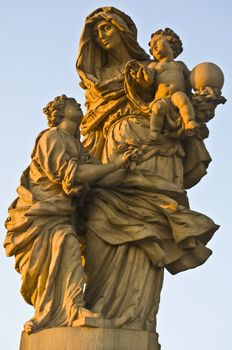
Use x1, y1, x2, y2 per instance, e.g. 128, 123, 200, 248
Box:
20, 327, 160, 350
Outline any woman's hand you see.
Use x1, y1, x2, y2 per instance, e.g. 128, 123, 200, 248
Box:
114, 150, 133, 169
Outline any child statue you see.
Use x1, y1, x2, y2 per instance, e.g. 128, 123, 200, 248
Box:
4, 95, 131, 334
128, 28, 199, 141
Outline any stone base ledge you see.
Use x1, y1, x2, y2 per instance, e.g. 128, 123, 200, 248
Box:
20, 326, 160, 350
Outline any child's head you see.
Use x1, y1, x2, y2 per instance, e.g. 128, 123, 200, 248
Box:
149, 28, 183, 61
43, 95, 83, 127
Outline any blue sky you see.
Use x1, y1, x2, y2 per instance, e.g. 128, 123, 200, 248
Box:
0, 1, 231, 349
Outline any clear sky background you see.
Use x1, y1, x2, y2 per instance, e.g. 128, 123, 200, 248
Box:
0, 1, 231, 349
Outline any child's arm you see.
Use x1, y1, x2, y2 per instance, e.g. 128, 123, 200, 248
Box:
128, 61, 156, 88
178, 61, 192, 96
146, 62, 157, 84
137, 63, 156, 87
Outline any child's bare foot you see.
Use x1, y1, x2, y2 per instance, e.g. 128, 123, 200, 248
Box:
185, 120, 199, 130
24, 319, 37, 334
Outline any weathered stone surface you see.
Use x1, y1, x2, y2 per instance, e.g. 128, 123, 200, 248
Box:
20, 327, 160, 350
72, 316, 114, 328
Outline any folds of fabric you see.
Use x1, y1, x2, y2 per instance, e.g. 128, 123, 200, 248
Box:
85, 230, 164, 337
4, 127, 88, 330
83, 171, 218, 331
83, 113, 218, 331
87, 175, 218, 274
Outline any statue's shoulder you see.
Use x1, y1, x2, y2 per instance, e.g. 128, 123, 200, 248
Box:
39, 127, 59, 141
33, 127, 60, 151
176, 60, 190, 73
147, 60, 157, 69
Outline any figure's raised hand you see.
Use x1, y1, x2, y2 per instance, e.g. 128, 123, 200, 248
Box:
133, 66, 149, 84
114, 150, 133, 168
129, 66, 139, 81
135, 66, 144, 81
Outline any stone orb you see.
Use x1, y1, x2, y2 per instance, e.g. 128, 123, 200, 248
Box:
190, 62, 224, 91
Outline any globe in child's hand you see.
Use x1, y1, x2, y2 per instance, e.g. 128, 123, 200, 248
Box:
190, 62, 224, 92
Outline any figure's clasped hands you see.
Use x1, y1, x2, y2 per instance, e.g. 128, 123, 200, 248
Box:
114, 149, 135, 168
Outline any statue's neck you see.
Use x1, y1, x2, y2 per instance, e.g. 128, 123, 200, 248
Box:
105, 44, 131, 68
59, 120, 78, 136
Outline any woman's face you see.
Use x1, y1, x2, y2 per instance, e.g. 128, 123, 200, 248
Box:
93, 20, 122, 50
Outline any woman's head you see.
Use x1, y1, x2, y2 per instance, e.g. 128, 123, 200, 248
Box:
76, 7, 149, 84
88, 9, 148, 58
43, 95, 82, 127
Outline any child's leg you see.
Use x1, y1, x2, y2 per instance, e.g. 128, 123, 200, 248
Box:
150, 100, 167, 141
171, 91, 198, 129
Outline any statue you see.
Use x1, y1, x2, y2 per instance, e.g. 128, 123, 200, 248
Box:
76, 6, 225, 347
4, 94, 131, 334
128, 28, 198, 142
4, 6, 226, 350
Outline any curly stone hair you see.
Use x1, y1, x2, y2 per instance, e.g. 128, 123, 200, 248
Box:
43, 95, 69, 127
149, 28, 183, 59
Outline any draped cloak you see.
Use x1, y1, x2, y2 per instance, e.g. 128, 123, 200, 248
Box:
4, 127, 91, 331
76, 6, 218, 338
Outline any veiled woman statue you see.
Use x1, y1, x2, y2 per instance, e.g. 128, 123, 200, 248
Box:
76, 7, 219, 346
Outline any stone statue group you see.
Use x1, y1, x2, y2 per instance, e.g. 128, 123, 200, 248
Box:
4, 6, 225, 348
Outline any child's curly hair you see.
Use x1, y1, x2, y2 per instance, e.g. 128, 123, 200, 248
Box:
43, 95, 69, 127
149, 28, 183, 59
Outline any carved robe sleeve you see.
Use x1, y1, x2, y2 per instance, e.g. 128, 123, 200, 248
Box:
35, 129, 89, 197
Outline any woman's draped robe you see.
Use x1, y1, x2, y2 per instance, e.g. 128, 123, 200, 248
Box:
4, 127, 90, 331
83, 115, 218, 334
76, 6, 219, 339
